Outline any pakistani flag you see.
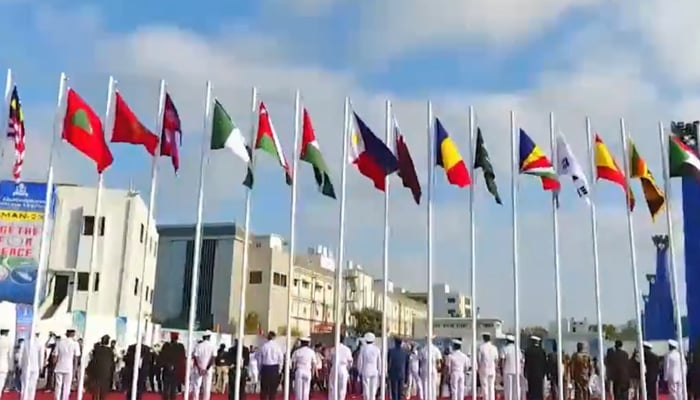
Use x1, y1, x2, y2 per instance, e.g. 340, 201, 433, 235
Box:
669, 133, 700, 180
211, 99, 254, 187
300, 108, 335, 199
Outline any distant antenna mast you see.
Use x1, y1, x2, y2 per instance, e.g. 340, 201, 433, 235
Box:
127, 178, 139, 197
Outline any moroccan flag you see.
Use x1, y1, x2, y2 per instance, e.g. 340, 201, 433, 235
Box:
111, 92, 159, 156
594, 134, 634, 210
212, 99, 253, 188
519, 129, 560, 191
299, 108, 335, 199
393, 117, 421, 205
255, 102, 292, 185
62, 88, 114, 173
628, 138, 665, 220
160, 93, 182, 173
669, 133, 700, 180
473, 128, 501, 204
435, 118, 470, 187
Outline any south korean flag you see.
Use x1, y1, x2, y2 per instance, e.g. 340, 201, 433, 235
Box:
556, 132, 591, 205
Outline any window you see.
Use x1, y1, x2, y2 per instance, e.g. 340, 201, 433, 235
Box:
134, 278, 139, 295
249, 271, 263, 284
273, 273, 287, 287
302, 280, 310, 289
293, 279, 299, 287
82, 216, 105, 236
139, 224, 145, 243
447, 297, 456, 304
94, 273, 100, 291
255, 242, 262, 248
77, 272, 89, 291
146, 286, 150, 302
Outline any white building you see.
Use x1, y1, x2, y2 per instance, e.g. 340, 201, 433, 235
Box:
412, 317, 506, 351
404, 283, 473, 318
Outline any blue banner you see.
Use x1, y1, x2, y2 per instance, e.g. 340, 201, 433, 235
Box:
15, 304, 32, 341
683, 177, 700, 346
0, 181, 55, 304
115, 316, 127, 347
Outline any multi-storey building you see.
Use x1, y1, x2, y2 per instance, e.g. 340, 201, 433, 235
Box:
405, 283, 473, 318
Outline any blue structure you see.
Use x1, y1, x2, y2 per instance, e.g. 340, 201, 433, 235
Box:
642, 235, 676, 340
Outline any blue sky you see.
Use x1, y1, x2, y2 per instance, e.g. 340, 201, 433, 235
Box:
2, 0, 700, 327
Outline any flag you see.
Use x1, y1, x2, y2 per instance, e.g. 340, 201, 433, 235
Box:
435, 118, 470, 187
519, 129, 560, 191
111, 92, 159, 156
556, 133, 590, 203
160, 92, 182, 173
62, 88, 114, 173
212, 100, 253, 188
6, 86, 25, 182
595, 134, 634, 210
349, 112, 398, 191
473, 128, 501, 204
255, 102, 292, 185
393, 117, 421, 204
629, 138, 665, 220
299, 108, 335, 199
669, 133, 700, 180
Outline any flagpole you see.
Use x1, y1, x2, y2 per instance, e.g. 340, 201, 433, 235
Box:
76, 75, 115, 400
183, 80, 213, 400
657, 121, 688, 400
468, 105, 478, 400
129, 79, 167, 400
23, 72, 66, 392
233, 86, 258, 400
2, 69, 11, 164
332, 97, 350, 400
282, 90, 302, 400
510, 110, 522, 400
379, 99, 392, 400
548, 112, 565, 400
584, 117, 607, 400
618, 118, 648, 400
426, 101, 435, 400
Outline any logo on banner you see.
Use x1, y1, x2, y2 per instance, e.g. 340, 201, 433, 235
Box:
12, 184, 28, 198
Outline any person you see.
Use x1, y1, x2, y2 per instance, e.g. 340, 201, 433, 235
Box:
408, 344, 422, 399
421, 337, 443, 400
357, 332, 381, 400
571, 342, 591, 400
501, 335, 520, 400
20, 332, 44, 400
247, 346, 258, 393
213, 344, 228, 394
664, 339, 686, 400
546, 342, 559, 400
523, 336, 546, 400
124, 337, 152, 400
478, 333, 499, 400
606, 340, 630, 400
291, 337, 316, 400
227, 339, 250, 398
159, 332, 186, 400
0, 329, 11, 398
446, 339, 469, 400
642, 342, 660, 400
87, 335, 114, 400
388, 337, 408, 400
191, 331, 216, 400
13, 338, 24, 392
257, 331, 283, 400
53, 329, 80, 400
328, 334, 352, 400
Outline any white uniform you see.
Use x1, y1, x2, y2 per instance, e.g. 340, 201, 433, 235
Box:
664, 348, 687, 400
21, 336, 44, 400
191, 339, 216, 400
248, 350, 259, 390
408, 350, 422, 398
478, 341, 499, 400
53, 337, 80, 400
501, 343, 522, 400
0, 335, 11, 397
328, 343, 353, 400
420, 344, 442, 400
357, 343, 381, 400
447, 350, 469, 400
292, 346, 317, 400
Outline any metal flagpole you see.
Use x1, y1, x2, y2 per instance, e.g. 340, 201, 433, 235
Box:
233, 86, 258, 400
549, 112, 565, 400
468, 105, 478, 400
282, 90, 302, 400
426, 101, 435, 400
184, 80, 213, 400
2, 69, 12, 164
657, 121, 688, 400
510, 110, 522, 400
380, 99, 392, 400
618, 119, 648, 400
129, 79, 167, 400
23, 72, 66, 391
584, 117, 607, 400
332, 97, 350, 400
76, 75, 115, 400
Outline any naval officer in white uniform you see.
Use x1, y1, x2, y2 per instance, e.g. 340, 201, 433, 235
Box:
357, 332, 381, 400
446, 339, 469, 400
292, 337, 316, 400
328, 334, 353, 400
191, 331, 216, 400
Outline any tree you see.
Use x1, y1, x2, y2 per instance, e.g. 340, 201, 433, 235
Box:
351, 308, 383, 335
277, 325, 303, 337
602, 324, 618, 340
244, 312, 260, 334
617, 319, 637, 340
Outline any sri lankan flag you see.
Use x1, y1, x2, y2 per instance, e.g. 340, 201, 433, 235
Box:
628, 137, 665, 220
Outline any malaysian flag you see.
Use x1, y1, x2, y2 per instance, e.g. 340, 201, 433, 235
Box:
7, 86, 25, 182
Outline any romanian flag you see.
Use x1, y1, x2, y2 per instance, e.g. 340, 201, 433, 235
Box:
629, 137, 664, 220
518, 129, 560, 191
594, 134, 635, 211
435, 118, 470, 187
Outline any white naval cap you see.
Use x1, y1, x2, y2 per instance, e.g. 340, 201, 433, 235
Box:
643, 341, 652, 349
364, 332, 376, 343
668, 339, 678, 348
451, 339, 462, 345
505, 335, 515, 341
203, 330, 213, 336
300, 336, 311, 342
530, 335, 541, 341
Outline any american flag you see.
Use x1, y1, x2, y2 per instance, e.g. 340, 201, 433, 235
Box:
6, 86, 25, 183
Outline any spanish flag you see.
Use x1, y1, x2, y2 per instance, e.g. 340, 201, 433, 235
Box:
435, 118, 470, 187
519, 129, 560, 191
628, 137, 665, 220
594, 134, 635, 211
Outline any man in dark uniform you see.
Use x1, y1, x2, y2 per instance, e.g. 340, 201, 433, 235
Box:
159, 332, 186, 400
524, 336, 547, 400
124, 339, 152, 400
643, 342, 661, 400
387, 337, 408, 400
547, 341, 560, 400
87, 335, 114, 400
227, 339, 250, 400
606, 340, 630, 400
